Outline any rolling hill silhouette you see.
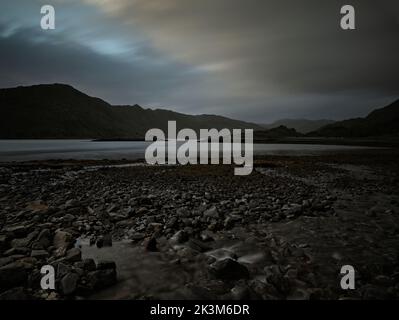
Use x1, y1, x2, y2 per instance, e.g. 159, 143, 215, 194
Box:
0, 84, 262, 139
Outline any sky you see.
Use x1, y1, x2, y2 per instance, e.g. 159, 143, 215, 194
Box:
0, 0, 398, 122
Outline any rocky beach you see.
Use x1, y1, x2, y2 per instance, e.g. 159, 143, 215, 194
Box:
1, 149, 399, 300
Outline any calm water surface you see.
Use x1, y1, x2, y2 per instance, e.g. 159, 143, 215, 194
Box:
0, 139, 375, 161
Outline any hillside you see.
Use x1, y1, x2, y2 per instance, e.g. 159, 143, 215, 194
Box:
309, 99, 399, 137
260, 119, 335, 134
253, 125, 303, 141
0, 84, 262, 139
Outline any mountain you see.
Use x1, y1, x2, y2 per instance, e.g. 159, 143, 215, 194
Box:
0, 84, 262, 139
309, 99, 399, 137
254, 125, 303, 140
260, 119, 335, 134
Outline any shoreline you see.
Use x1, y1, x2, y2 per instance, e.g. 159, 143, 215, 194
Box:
1, 149, 399, 300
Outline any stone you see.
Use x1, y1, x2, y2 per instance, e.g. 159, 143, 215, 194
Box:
287, 288, 311, 300
138, 207, 149, 216
10, 231, 38, 248
26, 200, 48, 212
82, 258, 96, 271
204, 206, 219, 219
89, 236, 96, 246
5, 225, 28, 238
0, 287, 28, 300
129, 232, 146, 242
65, 248, 81, 262
102, 234, 112, 247
96, 237, 104, 248
31, 241, 44, 250
0, 261, 28, 289
200, 230, 215, 242
332, 252, 343, 261
209, 258, 250, 281
30, 249, 49, 259
0, 257, 13, 267
46, 292, 59, 300
97, 260, 116, 270
87, 269, 117, 290
60, 272, 79, 295
64, 199, 80, 209
4, 247, 30, 256
63, 214, 76, 223
56, 262, 71, 279
187, 239, 211, 252
170, 230, 188, 244
144, 237, 158, 252
207, 248, 237, 261
0, 234, 8, 251
224, 216, 235, 229
53, 230, 73, 250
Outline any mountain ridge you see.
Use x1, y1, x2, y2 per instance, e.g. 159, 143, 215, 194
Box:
0, 84, 262, 139
309, 99, 399, 137
1, 84, 398, 139
260, 119, 335, 134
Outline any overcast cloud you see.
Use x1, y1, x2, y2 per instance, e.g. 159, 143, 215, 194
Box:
1, 0, 398, 122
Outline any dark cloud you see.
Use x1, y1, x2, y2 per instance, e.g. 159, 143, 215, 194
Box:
0, 23, 209, 107
1, 0, 398, 122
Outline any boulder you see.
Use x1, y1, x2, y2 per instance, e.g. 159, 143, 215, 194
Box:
143, 237, 158, 252
65, 248, 81, 262
203, 206, 219, 219
0, 287, 28, 300
60, 272, 79, 295
87, 269, 117, 290
0, 261, 28, 289
209, 258, 250, 281
30, 249, 49, 259
97, 260, 116, 271
53, 230, 73, 250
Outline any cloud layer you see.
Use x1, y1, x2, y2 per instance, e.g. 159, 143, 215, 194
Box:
1, 0, 398, 121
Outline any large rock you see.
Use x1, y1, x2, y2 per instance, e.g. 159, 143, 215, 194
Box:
56, 262, 71, 279
0, 235, 8, 253
10, 231, 38, 248
95, 235, 112, 248
97, 260, 116, 270
26, 200, 48, 212
30, 249, 49, 259
64, 199, 80, 209
4, 225, 28, 238
143, 237, 158, 252
0, 261, 28, 289
53, 230, 73, 250
36, 229, 52, 249
102, 234, 113, 247
169, 230, 188, 245
0, 287, 28, 300
53, 230, 74, 257
60, 272, 79, 295
65, 248, 81, 262
0, 257, 13, 268
209, 258, 250, 281
87, 269, 117, 290
81, 258, 96, 272
203, 207, 219, 219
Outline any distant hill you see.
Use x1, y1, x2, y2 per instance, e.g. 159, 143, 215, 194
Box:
254, 125, 303, 141
309, 99, 399, 137
0, 84, 263, 139
260, 119, 335, 134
